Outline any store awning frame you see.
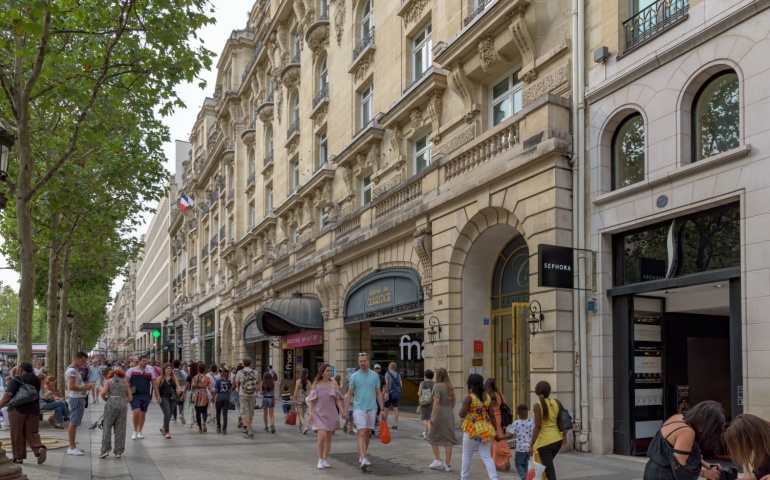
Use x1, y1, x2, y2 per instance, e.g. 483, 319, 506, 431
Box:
255, 292, 323, 336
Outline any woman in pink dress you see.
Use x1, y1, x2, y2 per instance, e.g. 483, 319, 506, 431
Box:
307, 363, 346, 470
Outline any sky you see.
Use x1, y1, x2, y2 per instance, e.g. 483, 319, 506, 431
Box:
0, 0, 249, 296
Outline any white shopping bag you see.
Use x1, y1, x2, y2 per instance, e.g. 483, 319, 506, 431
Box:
526, 458, 546, 480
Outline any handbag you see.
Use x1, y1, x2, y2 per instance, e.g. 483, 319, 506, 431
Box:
499, 400, 514, 429
379, 422, 391, 444
8, 376, 40, 408
286, 409, 297, 425
555, 399, 573, 432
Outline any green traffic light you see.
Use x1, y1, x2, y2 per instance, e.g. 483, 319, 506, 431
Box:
152, 330, 160, 338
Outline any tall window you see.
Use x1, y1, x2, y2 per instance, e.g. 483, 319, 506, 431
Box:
361, 0, 373, 37
290, 160, 300, 190
360, 84, 373, 128
361, 174, 373, 206
318, 130, 328, 168
413, 24, 432, 81
612, 114, 645, 190
266, 184, 274, 213
692, 71, 739, 162
291, 91, 300, 125
267, 73, 274, 98
319, 56, 328, 92
290, 225, 299, 243
212, 217, 219, 239
292, 32, 301, 60
230, 123, 236, 148
266, 127, 274, 155
491, 70, 523, 126
248, 150, 256, 175
251, 100, 257, 126
228, 217, 235, 242
249, 203, 256, 228
414, 134, 432, 175
319, 206, 329, 230
319, 0, 329, 19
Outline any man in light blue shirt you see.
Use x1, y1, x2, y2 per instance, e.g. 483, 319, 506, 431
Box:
344, 353, 385, 472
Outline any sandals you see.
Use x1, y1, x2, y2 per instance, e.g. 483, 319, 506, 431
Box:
164, 433, 171, 439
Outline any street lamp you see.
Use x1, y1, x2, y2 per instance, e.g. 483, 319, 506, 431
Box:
0, 120, 15, 211
426, 316, 442, 344
528, 300, 544, 336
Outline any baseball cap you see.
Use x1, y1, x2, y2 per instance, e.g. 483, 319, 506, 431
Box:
374, 364, 381, 369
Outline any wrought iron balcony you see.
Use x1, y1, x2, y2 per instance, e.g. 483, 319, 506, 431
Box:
263, 152, 274, 167
464, 0, 494, 26
313, 84, 329, 109
287, 119, 300, 139
353, 27, 375, 60
210, 236, 218, 250
623, 0, 689, 51
202, 245, 209, 259
189, 256, 197, 269
247, 172, 256, 186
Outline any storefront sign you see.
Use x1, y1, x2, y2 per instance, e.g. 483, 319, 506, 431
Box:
473, 341, 483, 358
243, 317, 269, 343
638, 258, 666, 282
399, 335, 424, 360
344, 268, 423, 323
366, 284, 394, 308
538, 244, 574, 289
283, 349, 294, 379
282, 330, 323, 349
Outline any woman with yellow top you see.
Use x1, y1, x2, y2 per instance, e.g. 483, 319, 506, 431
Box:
459, 373, 499, 480
530, 381, 566, 480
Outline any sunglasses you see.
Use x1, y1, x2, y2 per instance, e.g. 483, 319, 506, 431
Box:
358, 352, 368, 356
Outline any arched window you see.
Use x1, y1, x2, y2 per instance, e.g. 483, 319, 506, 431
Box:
692, 71, 739, 162
361, 0, 373, 38
611, 113, 645, 190
318, 55, 328, 93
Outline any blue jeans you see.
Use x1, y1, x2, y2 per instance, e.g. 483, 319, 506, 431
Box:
41, 400, 70, 424
514, 451, 529, 480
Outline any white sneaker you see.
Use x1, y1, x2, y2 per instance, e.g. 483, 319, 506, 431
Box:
67, 448, 84, 456
136, 432, 145, 439
131, 432, 137, 440
363, 458, 372, 466
317, 460, 325, 469
428, 459, 444, 470
444, 465, 452, 472
360, 459, 368, 471
322, 460, 330, 468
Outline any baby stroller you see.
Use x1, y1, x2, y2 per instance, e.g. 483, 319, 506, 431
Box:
89, 414, 104, 431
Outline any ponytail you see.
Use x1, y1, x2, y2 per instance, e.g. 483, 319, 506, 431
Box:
539, 394, 549, 418
534, 380, 552, 418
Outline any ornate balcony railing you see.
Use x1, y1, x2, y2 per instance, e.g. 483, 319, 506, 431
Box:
263, 152, 274, 167
313, 84, 329, 109
444, 117, 520, 181
353, 27, 374, 60
287, 119, 299, 139
464, 0, 494, 26
247, 172, 256, 186
623, 0, 689, 51
189, 256, 197, 269
210, 236, 218, 250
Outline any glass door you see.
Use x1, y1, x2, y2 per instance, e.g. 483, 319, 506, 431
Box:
491, 303, 531, 407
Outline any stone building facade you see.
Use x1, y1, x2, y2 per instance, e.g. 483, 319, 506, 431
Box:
167, 0, 577, 431
586, 0, 770, 455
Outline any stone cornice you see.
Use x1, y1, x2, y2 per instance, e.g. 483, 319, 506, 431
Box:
380, 68, 448, 129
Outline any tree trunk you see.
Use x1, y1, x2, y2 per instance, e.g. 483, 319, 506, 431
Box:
15, 101, 36, 363
57, 245, 71, 393
45, 216, 61, 385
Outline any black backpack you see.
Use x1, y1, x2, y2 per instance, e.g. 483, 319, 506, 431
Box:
499, 399, 514, 429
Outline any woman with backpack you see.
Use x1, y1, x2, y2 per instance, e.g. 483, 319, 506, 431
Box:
261, 371, 276, 433
293, 368, 310, 434
383, 362, 402, 430
191, 362, 211, 433
530, 381, 567, 480
418, 370, 435, 438
0, 362, 46, 465
486, 378, 512, 471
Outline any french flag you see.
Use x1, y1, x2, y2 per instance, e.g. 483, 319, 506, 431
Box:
179, 195, 194, 212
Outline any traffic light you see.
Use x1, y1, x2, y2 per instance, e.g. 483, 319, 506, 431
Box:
152, 330, 160, 339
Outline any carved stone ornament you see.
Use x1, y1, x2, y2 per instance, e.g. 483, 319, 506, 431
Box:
389, 128, 403, 158
365, 145, 380, 172
282, 65, 301, 90
353, 50, 375, 82
373, 170, 402, 198
263, 163, 274, 180
287, 136, 300, 157
276, 86, 283, 124
448, 63, 476, 112
323, 265, 341, 315
330, 0, 346, 46
522, 62, 569, 105
258, 104, 274, 124
410, 107, 423, 129
313, 104, 328, 127
402, 0, 430, 28
508, 8, 537, 82
413, 226, 433, 298
434, 124, 475, 157
228, 103, 245, 126
426, 89, 444, 142
307, 25, 329, 57
340, 166, 353, 199
477, 35, 499, 72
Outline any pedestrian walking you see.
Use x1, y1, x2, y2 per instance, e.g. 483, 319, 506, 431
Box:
417, 370, 435, 439
486, 378, 512, 471
213, 369, 232, 434
185, 361, 199, 429
39, 374, 69, 428
262, 371, 276, 433
293, 368, 310, 434
172, 359, 187, 424
88, 359, 103, 404
190, 362, 211, 433
724, 413, 770, 480
344, 353, 386, 471
205, 364, 221, 423
235, 358, 258, 438
281, 384, 292, 421
126, 356, 159, 439
643, 400, 725, 480
426, 367, 457, 472
500, 404, 535, 480
459, 373, 499, 480
99, 369, 132, 458
529, 381, 571, 480
0, 362, 46, 465
307, 363, 346, 469
156, 363, 182, 439
373, 364, 385, 433
65, 352, 94, 456
0, 361, 8, 388
383, 362, 402, 430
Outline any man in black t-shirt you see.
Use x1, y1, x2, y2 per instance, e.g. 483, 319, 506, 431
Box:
0, 361, 46, 464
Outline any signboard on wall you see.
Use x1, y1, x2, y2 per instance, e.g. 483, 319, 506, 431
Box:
283, 349, 294, 379
283, 330, 323, 348
538, 244, 574, 289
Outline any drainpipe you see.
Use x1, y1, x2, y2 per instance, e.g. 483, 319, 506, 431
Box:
571, 0, 590, 452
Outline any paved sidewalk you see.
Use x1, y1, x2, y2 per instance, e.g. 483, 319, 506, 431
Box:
2, 401, 647, 479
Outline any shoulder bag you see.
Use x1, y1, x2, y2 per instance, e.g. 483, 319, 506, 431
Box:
555, 398, 573, 432
8, 376, 40, 408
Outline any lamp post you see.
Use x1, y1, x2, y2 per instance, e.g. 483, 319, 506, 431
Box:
0, 120, 15, 211
528, 300, 544, 336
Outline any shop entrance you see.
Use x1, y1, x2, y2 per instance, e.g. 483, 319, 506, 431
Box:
299, 348, 324, 377
490, 235, 530, 407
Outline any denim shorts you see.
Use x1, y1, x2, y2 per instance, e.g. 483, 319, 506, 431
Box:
130, 393, 152, 412
68, 397, 86, 426
282, 403, 291, 414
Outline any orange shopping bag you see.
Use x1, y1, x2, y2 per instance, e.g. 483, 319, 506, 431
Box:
379, 422, 391, 444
